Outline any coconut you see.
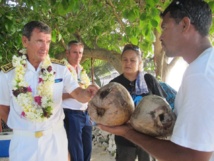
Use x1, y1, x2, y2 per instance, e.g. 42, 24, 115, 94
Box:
130, 95, 176, 138
88, 82, 134, 126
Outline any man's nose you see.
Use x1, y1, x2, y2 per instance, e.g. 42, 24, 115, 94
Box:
41, 42, 50, 50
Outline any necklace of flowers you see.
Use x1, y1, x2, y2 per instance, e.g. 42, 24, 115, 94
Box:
62, 59, 90, 88
12, 49, 55, 122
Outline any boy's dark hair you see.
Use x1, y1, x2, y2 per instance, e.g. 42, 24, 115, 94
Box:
22, 21, 52, 40
160, 0, 212, 37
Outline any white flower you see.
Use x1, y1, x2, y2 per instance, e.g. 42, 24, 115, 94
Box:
12, 52, 55, 122
62, 58, 90, 88
19, 49, 27, 55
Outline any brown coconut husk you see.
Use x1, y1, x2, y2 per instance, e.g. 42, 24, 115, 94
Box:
88, 82, 135, 126
130, 95, 176, 138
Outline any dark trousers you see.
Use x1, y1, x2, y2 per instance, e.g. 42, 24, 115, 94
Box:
63, 109, 92, 161
116, 144, 150, 161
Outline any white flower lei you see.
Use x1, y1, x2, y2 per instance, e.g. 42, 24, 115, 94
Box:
62, 59, 90, 88
12, 49, 55, 122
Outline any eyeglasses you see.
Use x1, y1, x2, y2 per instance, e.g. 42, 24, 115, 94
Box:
174, 0, 194, 24
122, 44, 141, 54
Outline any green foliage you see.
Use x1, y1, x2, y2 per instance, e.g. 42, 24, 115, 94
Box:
0, 0, 214, 69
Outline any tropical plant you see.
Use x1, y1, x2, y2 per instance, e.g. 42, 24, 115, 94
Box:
0, 0, 214, 82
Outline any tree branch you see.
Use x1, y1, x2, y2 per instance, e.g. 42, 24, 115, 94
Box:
105, 0, 125, 32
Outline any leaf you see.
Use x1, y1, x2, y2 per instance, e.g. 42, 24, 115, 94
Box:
151, 19, 158, 28
92, 26, 102, 35
6, 15, 13, 20
123, 7, 139, 22
208, 1, 214, 12
58, 33, 62, 41
52, 30, 57, 43
146, 0, 154, 6
0, 0, 214, 82
129, 8, 140, 22
140, 13, 147, 21
56, 3, 66, 15
50, 0, 57, 5
130, 37, 138, 45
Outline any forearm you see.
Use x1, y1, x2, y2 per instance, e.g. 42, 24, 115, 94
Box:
62, 93, 74, 100
70, 87, 91, 103
123, 129, 212, 161
69, 84, 99, 103
0, 105, 9, 123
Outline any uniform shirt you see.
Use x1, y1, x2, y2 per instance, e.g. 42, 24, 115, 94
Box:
171, 47, 214, 161
0, 60, 79, 131
62, 64, 88, 111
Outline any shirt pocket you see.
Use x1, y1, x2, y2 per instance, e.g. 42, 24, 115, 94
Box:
53, 78, 64, 102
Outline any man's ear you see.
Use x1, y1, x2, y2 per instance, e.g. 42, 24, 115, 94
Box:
181, 17, 191, 32
22, 36, 28, 47
66, 50, 69, 58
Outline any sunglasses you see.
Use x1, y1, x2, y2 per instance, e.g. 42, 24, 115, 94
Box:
122, 44, 141, 54
129, 81, 136, 94
173, 0, 194, 24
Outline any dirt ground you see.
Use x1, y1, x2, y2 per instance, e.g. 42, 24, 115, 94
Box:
91, 144, 115, 161
0, 144, 115, 161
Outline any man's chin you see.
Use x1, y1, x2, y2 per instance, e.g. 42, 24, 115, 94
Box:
37, 57, 46, 63
40, 54, 48, 60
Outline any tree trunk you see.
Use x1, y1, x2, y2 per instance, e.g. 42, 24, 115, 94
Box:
153, 30, 179, 82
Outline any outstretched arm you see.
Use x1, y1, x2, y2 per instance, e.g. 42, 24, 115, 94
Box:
69, 84, 99, 103
98, 124, 212, 161
0, 105, 10, 132
62, 93, 73, 100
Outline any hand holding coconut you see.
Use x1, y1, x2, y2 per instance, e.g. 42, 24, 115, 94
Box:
93, 1, 214, 160
88, 82, 176, 138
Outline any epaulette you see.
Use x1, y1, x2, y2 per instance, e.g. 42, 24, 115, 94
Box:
51, 58, 65, 66
0, 62, 14, 73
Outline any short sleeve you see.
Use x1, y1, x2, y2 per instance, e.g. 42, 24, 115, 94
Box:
0, 72, 11, 105
171, 74, 214, 151
63, 67, 79, 94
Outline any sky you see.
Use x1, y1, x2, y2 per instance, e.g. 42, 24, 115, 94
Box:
166, 58, 188, 91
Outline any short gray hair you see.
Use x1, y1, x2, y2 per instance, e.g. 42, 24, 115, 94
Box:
67, 40, 84, 51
